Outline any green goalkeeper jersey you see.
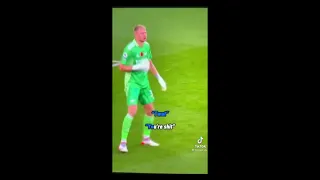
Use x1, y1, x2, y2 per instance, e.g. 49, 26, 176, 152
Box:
120, 39, 153, 88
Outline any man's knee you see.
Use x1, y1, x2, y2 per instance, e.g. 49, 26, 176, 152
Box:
128, 105, 138, 117
144, 104, 154, 116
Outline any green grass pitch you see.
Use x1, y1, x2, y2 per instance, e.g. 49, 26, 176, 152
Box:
112, 8, 208, 174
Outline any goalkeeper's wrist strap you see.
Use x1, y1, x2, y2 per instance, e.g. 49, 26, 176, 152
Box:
132, 65, 141, 71
155, 73, 161, 80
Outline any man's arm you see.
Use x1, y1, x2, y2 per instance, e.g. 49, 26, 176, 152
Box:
149, 59, 161, 80
118, 49, 149, 72
119, 64, 133, 72
119, 50, 133, 72
149, 60, 160, 77
147, 47, 166, 91
149, 60, 167, 91
121, 62, 149, 72
147, 48, 160, 77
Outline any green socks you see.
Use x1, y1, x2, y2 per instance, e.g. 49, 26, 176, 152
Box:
120, 114, 154, 142
143, 114, 154, 137
121, 114, 133, 142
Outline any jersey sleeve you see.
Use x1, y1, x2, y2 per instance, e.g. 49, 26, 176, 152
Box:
148, 48, 153, 60
120, 48, 131, 65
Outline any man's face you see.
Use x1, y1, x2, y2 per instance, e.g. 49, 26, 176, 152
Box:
135, 27, 147, 42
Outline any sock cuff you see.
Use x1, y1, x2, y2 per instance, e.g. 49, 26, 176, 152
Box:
126, 114, 133, 120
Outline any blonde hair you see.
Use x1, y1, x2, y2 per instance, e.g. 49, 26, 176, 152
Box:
133, 24, 146, 32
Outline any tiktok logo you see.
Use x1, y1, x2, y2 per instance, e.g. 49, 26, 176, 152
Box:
197, 136, 204, 144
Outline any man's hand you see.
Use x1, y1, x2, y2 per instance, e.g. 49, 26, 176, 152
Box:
156, 74, 167, 91
132, 61, 150, 71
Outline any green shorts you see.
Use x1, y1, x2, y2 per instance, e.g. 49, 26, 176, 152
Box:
125, 83, 155, 106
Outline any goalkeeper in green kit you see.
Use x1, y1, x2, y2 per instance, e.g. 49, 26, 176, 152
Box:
118, 25, 167, 153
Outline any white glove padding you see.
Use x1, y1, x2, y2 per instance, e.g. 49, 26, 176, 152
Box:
132, 61, 150, 71
156, 75, 167, 91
